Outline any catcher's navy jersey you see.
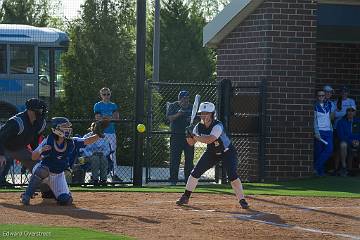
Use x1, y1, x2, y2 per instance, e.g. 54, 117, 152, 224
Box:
194, 120, 231, 155
36, 134, 86, 174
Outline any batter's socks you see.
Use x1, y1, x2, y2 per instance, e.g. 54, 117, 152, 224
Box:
231, 178, 249, 209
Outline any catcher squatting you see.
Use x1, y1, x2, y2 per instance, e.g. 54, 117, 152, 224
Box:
21, 117, 109, 205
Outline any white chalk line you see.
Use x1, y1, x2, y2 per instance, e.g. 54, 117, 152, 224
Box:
232, 213, 360, 240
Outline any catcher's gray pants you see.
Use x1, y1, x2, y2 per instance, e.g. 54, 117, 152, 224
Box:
90, 153, 108, 181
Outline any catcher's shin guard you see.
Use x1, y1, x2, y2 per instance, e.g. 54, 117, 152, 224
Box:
21, 175, 42, 205
57, 193, 73, 206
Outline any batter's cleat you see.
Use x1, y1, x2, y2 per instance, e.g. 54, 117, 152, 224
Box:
239, 199, 249, 209
176, 195, 189, 205
20, 193, 30, 205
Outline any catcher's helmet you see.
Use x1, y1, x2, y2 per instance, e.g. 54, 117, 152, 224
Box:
51, 117, 72, 138
198, 102, 215, 113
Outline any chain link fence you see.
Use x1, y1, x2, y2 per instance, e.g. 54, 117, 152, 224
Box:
145, 81, 219, 184
0, 79, 266, 187
0, 118, 135, 186
228, 81, 266, 182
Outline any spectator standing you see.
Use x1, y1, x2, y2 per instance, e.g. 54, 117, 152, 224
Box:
323, 85, 336, 113
94, 87, 121, 182
314, 90, 333, 176
166, 91, 194, 185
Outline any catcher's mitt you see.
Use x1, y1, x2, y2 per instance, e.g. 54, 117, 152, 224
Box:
92, 119, 110, 138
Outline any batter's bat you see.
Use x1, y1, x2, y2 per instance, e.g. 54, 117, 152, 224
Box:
190, 94, 201, 126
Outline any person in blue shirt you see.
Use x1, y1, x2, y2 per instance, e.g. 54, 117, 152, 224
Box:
176, 102, 249, 209
82, 122, 111, 185
336, 106, 360, 176
314, 90, 333, 176
94, 87, 120, 182
21, 117, 104, 205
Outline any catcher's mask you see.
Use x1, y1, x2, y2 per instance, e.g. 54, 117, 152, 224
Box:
25, 98, 47, 120
51, 117, 73, 139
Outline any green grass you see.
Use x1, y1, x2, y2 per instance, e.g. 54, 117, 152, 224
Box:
0, 224, 132, 240
1, 176, 359, 198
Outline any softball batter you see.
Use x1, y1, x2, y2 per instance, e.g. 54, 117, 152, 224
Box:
21, 117, 104, 205
176, 102, 249, 209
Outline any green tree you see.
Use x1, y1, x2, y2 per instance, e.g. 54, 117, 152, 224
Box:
185, 0, 230, 21
147, 0, 216, 84
60, 0, 136, 119
56, 0, 136, 165
0, 0, 52, 26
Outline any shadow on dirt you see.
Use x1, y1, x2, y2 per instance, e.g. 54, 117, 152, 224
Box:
0, 201, 111, 220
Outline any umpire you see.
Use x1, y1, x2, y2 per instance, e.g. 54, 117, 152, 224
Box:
0, 98, 47, 173
166, 91, 194, 185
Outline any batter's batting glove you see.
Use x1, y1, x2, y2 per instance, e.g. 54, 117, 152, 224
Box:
92, 119, 110, 138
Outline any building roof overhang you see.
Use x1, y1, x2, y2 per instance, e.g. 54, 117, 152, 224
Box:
203, 0, 360, 48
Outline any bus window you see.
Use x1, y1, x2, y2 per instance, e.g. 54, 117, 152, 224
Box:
10, 45, 35, 74
0, 45, 6, 74
55, 49, 64, 97
38, 49, 50, 98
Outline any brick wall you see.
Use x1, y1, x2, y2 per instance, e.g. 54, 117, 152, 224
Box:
217, 0, 317, 181
317, 43, 360, 104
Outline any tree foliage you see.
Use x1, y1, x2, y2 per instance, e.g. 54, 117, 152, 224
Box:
60, 0, 136, 119
0, 0, 56, 26
147, 0, 218, 83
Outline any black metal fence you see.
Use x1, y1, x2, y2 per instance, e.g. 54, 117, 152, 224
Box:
0, 119, 135, 186
0, 79, 266, 187
224, 80, 267, 182
145, 81, 219, 183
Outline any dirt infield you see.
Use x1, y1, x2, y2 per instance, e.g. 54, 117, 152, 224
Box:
0, 192, 359, 240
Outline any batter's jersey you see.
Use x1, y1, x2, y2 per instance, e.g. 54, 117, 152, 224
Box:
193, 120, 231, 155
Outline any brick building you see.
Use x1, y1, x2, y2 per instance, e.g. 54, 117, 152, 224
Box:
204, 0, 360, 180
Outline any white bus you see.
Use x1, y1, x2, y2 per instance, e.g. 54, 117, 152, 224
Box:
0, 24, 69, 118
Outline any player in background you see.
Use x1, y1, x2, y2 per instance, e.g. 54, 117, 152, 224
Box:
176, 102, 249, 209
21, 117, 104, 205
314, 90, 334, 177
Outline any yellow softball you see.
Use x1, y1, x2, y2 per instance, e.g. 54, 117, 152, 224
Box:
137, 123, 146, 133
